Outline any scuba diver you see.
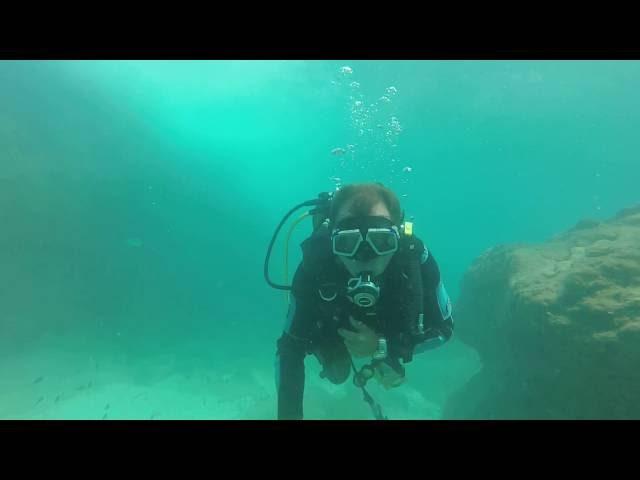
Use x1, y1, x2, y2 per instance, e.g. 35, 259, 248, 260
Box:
264, 182, 453, 420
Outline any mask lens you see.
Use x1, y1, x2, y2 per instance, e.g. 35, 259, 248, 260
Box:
333, 230, 362, 256
367, 229, 398, 255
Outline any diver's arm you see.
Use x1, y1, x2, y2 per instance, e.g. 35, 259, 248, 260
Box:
275, 265, 316, 420
413, 249, 454, 355
276, 329, 307, 420
384, 246, 453, 364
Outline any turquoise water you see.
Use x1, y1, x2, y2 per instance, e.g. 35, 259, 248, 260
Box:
1, 60, 638, 419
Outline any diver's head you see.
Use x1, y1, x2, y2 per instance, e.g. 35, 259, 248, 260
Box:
329, 182, 402, 278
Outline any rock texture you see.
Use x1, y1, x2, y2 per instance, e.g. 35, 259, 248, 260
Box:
443, 205, 640, 419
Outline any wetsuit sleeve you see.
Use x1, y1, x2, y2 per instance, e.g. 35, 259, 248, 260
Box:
275, 263, 318, 420
413, 247, 454, 355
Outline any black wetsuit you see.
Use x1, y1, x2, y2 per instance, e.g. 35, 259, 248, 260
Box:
275, 226, 454, 420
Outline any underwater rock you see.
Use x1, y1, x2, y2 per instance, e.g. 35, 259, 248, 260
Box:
443, 205, 640, 419
568, 218, 601, 232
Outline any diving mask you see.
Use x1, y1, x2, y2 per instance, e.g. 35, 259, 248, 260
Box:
331, 216, 400, 260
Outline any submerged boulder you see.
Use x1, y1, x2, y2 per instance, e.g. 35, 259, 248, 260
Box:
443, 205, 640, 419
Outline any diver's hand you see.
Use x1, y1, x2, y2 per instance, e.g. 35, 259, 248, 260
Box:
338, 316, 379, 358
374, 360, 406, 390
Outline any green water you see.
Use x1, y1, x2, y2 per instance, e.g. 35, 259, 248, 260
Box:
1, 60, 638, 419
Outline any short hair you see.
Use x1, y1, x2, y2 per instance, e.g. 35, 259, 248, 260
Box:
329, 182, 402, 226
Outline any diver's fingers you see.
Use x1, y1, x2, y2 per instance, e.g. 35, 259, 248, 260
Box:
337, 328, 360, 342
349, 316, 369, 332
341, 338, 362, 354
343, 339, 361, 351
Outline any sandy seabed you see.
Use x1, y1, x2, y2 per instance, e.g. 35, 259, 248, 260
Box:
0, 335, 478, 421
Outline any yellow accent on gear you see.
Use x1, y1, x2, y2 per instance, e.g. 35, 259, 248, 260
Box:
404, 221, 413, 236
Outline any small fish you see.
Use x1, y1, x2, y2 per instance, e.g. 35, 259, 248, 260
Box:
102, 413, 108, 420
87, 381, 93, 389
33, 376, 44, 384
126, 238, 143, 248
149, 412, 160, 420
331, 147, 346, 156
104, 403, 110, 411
35, 396, 44, 406
55, 395, 61, 404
